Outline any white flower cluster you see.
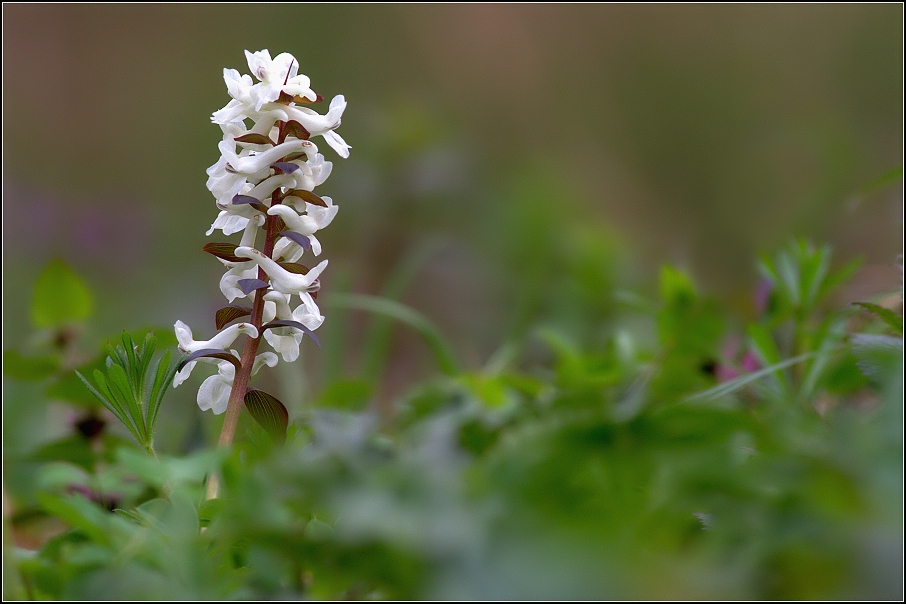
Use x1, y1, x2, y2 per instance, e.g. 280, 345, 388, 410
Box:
174, 50, 348, 415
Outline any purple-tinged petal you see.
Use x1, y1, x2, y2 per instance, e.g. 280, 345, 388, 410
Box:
261, 320, 320, 348
278, 231, 311, 249
238, 279, 270, 295
272, 162, 300, 174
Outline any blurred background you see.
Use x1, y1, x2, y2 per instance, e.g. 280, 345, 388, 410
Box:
3, 4, 902, 447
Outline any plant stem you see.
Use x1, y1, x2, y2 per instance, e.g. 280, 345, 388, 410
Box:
206, 123, 288, 501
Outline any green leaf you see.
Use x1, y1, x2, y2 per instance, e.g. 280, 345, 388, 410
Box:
851, 334, 903, 380
746, 323, 789, 396
121, 332, 141, 400
801, 244, 831, 311
244, 388, 289, 444
800, 316, 847, 400
328, 293, 459, 376
858, 165, 903, 195
3, 349, 59, 381
106, 343, 128, 371
853, 302, 903, 335
30, 435, 96, 472
31, 259, 93, 328
683, 351, 822, 403
819, 257, 862, 301
77, 369, 130, 431
659, 265, 697, 308
37, 493, 111, 544
112, 509, 144, 525
106, 364, 147, 444
147, 349, 176, 434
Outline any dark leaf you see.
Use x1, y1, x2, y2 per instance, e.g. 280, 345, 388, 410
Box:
202, 243, 243, 263
278, 231, 312, 249
277, 261, 310, 275
215, 305, 252, 330
243, 388, 289, 444
284, 189, 328, 207
284, 120, 310, 141
177, 349, 241, 372
234, 133, 275, 146
232, 195, 268, 213
283, 152, 308, 162
261, 320, 321, 348
238, 279, 269, 295
272, 162, 300, 174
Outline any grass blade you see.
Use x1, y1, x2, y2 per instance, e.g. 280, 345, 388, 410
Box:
683, 351, 822, 403
328, 293, 459, 376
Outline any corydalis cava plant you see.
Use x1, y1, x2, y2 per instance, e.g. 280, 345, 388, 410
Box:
174, 49, 348, 452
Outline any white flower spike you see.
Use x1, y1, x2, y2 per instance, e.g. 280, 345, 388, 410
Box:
177, 50, 347, 428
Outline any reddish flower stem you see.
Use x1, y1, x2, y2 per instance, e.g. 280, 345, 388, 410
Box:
206, 123, 288, 501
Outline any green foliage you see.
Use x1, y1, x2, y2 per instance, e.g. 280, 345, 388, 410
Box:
76, 332, 178, 456
328, 293, 459, 376
853, 302, 903, 335
30, 259, 94, 329
6, 240, 903, 600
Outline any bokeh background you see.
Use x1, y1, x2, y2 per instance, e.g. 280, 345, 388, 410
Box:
4, 4, 902, 448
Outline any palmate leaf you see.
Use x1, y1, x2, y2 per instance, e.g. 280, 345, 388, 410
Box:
244, 388, 289, 444
76, 370, 133, 437
106, 363, 147, 444
77, 331, 178, 454
147, 349, 178, 435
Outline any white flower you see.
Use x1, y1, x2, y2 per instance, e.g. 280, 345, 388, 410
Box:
173, 321, 258, 386
262, 291, 324, 362
234, 246, 327, 299
267, 197, 338, 235
174, 50, 348, 425
244, 50, 316, 111
197, 352, 278, 414
219, 264, 260, 302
